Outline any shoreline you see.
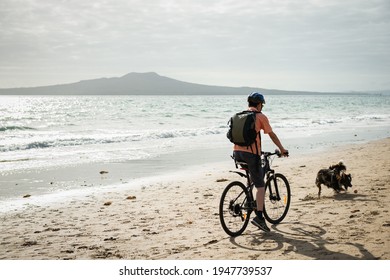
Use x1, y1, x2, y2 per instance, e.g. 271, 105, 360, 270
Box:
0, 145, 231, 210
1, 125, 389, 206
0, 137, 389, 259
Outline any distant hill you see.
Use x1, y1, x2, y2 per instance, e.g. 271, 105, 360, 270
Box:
0, 72, 362, 95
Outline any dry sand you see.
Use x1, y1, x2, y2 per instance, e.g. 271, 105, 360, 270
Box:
0, 138, 389, 260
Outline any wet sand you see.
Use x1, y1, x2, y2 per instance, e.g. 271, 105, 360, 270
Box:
0, 138, 389, 260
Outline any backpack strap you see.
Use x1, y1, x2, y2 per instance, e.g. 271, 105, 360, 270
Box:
248, 111, 261, 156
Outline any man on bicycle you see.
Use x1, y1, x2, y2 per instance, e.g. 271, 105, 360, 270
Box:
233, 92, 288, 232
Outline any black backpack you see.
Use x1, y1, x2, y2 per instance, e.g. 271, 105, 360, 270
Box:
227, 110, 259, 147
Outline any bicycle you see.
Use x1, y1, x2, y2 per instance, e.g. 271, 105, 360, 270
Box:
219, 149, 291, 237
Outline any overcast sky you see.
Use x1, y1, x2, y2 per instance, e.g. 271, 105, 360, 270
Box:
1, 0, 389, 92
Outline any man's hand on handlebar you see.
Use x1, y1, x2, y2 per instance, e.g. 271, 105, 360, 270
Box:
276, 148, 289, 157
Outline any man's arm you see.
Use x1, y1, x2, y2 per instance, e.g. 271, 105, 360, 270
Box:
268, 131, 288, 156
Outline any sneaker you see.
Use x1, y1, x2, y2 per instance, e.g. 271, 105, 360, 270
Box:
251, 216, 270, 232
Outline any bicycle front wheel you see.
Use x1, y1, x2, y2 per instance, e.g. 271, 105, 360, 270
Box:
263, 173, 291, 224
219, 181, 251, 237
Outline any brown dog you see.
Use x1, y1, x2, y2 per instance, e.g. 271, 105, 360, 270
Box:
315, 161, 352, 197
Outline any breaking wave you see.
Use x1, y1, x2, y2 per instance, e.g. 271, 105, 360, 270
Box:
0, 126, 35, 132
0, 126, 225, 152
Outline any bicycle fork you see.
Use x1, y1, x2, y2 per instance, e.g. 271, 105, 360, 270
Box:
267, 172, 282, 202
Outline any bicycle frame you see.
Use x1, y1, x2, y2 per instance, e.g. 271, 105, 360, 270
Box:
232, 151, 283, 206
228, 170, 256, 211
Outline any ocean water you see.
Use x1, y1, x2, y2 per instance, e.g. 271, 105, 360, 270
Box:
1, 94, 389, 205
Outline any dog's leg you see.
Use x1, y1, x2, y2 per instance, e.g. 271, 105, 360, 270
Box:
337, 178, 342, 192
316, 183, 322, 198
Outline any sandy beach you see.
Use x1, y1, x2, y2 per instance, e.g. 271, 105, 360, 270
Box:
0, 138, 389, 260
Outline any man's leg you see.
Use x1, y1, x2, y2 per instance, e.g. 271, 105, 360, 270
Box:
252, 186, 270, 232
256, 186, 265, 214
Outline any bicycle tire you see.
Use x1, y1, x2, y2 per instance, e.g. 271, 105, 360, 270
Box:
219, 181, 251, 237
263, 173, 291, 224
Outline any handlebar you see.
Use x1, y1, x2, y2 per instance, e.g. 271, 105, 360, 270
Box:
262, 149, 289, 158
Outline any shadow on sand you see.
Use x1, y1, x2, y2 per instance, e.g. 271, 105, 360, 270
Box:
229, 221, 377, 260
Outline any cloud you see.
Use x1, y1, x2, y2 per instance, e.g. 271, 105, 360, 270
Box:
0, 0, 389, 91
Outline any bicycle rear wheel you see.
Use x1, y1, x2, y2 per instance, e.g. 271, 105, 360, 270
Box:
219, 181, 251, 237
263, 173, 291, 224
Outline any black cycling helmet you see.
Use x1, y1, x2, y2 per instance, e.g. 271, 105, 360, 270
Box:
247, 92, 265, 104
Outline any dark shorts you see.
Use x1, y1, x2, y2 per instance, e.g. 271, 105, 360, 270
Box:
233, 151, 265, 188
